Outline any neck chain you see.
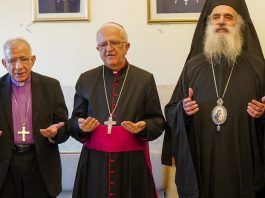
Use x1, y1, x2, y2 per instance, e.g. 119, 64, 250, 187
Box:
210, 58, 235, 132
13, 90, 31, 141
103, 64, 130, 134
13, 92, 31, 128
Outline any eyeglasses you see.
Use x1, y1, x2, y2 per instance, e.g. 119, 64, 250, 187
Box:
97, 41, 127, 50
6, 57, 31, 65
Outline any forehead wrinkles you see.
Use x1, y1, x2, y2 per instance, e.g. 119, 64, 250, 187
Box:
97, 26, 127, 43
5, 43, 31, 58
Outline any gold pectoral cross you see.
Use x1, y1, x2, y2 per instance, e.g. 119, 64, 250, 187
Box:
104, 116, 116, 135
18, 126, 30, 142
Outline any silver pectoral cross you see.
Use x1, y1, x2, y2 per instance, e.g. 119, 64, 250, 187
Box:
18, 126, 30, 142
104, 116, 116, 135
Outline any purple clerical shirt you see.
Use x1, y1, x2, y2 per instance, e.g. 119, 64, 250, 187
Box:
12, 77, 34, 144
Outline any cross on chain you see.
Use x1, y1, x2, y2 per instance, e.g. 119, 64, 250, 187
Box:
18, 126, 30, 142
104, 116, 116, 135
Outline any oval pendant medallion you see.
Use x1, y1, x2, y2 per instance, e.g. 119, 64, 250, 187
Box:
211, 105, 227, 126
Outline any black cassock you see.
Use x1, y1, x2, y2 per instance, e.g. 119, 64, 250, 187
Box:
162, 52, 265, 198
70, 64, 165, 198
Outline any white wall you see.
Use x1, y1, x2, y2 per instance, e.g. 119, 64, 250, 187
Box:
0, 0, 264, 86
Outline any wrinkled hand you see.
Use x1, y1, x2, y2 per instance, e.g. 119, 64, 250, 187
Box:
40, 122, 64, 138
247, 96, 265, 118
78, 117, 100, 133
183, 88, 199, 116
121, 121, 146, 134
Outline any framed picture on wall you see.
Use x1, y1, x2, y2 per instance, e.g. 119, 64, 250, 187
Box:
33, 0, 90, 22
148, 0, 206, 23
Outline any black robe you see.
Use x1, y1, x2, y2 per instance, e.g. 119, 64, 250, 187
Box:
162, 52, 265, 198
70, 64, 165, 198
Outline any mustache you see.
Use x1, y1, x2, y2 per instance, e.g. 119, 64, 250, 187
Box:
212, 25, 230, 33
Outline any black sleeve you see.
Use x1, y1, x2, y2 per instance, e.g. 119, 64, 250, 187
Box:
51, 80, 70, 144
137, 75, 165, 141
69, 73, 91, 142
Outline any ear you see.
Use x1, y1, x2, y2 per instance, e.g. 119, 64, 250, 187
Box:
2, 59, 8, 69
125, 43, 130, 51
30, 55, 36, 67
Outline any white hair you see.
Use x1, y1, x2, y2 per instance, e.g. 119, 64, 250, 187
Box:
96, 22, 128, 43
3, 38, 32, 57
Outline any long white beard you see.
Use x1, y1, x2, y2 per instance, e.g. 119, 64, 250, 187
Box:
204, 16, 244, 66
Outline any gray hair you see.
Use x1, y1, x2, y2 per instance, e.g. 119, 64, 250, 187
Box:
96, 22, 129, 43
3, 38, 32, 57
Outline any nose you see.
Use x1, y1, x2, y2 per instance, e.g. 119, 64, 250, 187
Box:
218, 16, 225, 26
14, 60, 23, 70
106, 43, 114, 50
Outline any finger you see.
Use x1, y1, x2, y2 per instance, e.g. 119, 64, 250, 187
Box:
121, 121, 135, 133
90, 120, 100, 130
250, 100, 264, 108
40, 129, 46, 134
184, 103, 198, 113
136, 121, 146, 131
0, 131, 3, 136
248, 102, 263, 113
78, 118, 85, 124
121, 123, 131, 131
188, 88, 193, 99
247, 106, 261, 118
121, 121, 127, 127
83, 117, 92, 125
262, 96, 265, 104
79, 117, 91, 131
40, 129, 48, 137
125, 121, 137, 130
183, 101, 197, 108
183, 97, 192, 105
186, 107, 199, 116
56, 122, 64, 129
247, 108, 257, 118
137, 121, 146, 128
83, 118, 97, 131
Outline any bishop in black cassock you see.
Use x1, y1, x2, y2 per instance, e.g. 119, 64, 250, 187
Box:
162, 0, 265, 198
70, 22, 165, 198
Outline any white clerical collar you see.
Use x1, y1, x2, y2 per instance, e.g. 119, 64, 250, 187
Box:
11, 77, 31, 87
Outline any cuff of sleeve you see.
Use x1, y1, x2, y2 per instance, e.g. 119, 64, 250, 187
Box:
137, 121, 148, 140
48, 137, 56, 144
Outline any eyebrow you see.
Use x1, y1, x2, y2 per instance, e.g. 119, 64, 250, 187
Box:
212, 13, 234, 18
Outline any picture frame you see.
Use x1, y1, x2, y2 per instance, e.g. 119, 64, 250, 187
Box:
33, 0, 90, 22
148, 0, 205, 23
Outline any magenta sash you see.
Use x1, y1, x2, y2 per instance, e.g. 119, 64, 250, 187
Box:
84, 125, 145, 152
84, 125, 153, 171
84, 125, 157, 198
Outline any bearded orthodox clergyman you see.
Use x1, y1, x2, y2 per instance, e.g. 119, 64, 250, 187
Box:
162, 0, 265, 197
